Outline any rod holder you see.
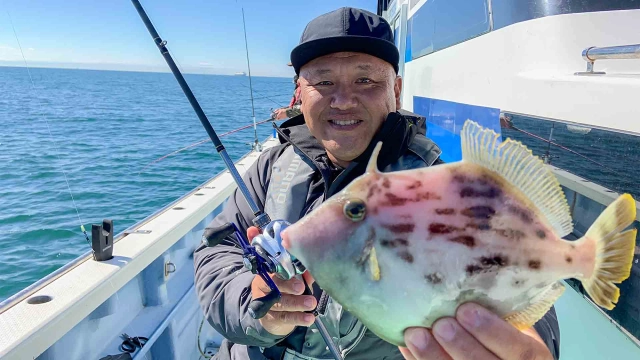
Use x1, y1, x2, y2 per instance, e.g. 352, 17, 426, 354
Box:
92, 219, 114, 261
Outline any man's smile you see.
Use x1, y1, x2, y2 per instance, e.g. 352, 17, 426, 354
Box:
328, 119, 363, 130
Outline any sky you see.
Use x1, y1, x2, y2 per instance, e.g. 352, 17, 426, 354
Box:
0, 0, 377, 78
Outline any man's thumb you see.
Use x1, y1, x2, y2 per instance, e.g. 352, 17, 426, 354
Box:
247, 226, 261, 244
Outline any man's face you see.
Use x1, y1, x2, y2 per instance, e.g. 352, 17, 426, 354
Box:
298, 52, 402, 168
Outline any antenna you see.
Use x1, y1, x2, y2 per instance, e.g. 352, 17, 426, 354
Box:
241, 7, 261, 152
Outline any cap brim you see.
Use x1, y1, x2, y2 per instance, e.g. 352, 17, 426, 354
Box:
290, 36, 399, 75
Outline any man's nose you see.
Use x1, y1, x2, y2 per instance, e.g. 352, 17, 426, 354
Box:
330, 84, 358, 110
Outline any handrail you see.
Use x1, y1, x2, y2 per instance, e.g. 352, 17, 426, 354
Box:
583, 44, 640, 61
576, 43, 640, 75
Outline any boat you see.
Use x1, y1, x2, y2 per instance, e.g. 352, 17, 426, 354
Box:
1, 0, 639, 359
233, 72, 247, 76
379, 0, 640, 358
565, 124, 592, 135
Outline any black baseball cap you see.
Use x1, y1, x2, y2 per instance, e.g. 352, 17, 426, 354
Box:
290, 7, 399, 75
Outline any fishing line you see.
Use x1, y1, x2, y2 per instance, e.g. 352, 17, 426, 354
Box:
137, 117, 275, 174
245, 92, 292, 102
505, 121, 618, 174
6, 9, 91, 245
238, 82, 289, 108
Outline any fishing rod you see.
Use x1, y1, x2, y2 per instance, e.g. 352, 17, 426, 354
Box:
241, 7, 261, 152
130, 2, 343, 359
131, 0, 266, 226
138, 117, 276, 174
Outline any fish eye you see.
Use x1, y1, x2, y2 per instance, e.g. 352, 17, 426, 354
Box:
343, 199, 366, 222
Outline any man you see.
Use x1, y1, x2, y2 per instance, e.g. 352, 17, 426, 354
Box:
194, 7, 560, 360
272, 73, 302, 120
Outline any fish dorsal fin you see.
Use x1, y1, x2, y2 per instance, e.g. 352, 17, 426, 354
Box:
460, 120, 573, 237
366, 141, 383, 174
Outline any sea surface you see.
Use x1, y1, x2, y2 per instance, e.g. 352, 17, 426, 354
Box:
0, 66, 294, 302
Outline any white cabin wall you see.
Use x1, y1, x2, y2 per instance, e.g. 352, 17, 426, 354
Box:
402, 9, 640, 135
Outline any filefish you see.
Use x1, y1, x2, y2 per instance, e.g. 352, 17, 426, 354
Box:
280, 120, 637, 347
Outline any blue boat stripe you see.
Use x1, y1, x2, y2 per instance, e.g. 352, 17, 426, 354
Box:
413, 96, 501, 162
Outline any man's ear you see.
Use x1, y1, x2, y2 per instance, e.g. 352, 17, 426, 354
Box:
394, 75, 403, 110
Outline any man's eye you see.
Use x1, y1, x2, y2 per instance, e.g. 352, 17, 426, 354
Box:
315, 81, 333, 86
356, 78, 373, 84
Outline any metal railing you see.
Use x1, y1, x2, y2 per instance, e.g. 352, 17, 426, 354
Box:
576, 43, 640, 75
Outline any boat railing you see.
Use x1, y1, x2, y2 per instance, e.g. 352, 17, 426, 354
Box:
577, 43, 640, 75
0, 134, 275, 315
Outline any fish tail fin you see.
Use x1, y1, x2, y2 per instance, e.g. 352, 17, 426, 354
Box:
581, 193, 636, 310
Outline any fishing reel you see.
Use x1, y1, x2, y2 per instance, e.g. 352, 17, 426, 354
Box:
202, 219, 307, 319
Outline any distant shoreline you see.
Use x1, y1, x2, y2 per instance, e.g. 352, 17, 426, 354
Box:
0, 63, 292, 79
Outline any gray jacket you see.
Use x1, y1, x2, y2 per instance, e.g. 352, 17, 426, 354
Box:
193, 111, 561, 360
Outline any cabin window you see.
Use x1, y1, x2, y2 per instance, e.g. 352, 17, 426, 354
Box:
491, 0, 640, 30
499, 111, 640, 344
408, 0, 490, 60
499, 112, 640, 200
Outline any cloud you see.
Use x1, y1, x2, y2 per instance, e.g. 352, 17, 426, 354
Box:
0, 45, 21, 61
28, 48, 34, 51
198, 62, 216, 67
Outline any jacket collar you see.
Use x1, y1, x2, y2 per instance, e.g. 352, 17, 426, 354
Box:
274, 111, 426, 163
272, 111, 432, 196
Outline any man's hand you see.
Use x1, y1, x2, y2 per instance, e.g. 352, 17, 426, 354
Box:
272, 108, 289, 120
399, 303, 553, 360
247, 226, 317, 336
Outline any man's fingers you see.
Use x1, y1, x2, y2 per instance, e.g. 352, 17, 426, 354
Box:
255, 276, 306, 295
404, 327, 452, 360
270, 294, 317, 312
264, 310, 315, 327
431, 317, 498, 360
273, 276, 307, 295
455, 303, 552, 360
398, 347, 418, 360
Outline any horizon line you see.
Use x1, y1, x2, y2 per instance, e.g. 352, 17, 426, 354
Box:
0, 61, 293, 79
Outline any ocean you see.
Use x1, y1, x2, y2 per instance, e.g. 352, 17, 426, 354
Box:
2, 66, 640, 307
0, 66, 294, 302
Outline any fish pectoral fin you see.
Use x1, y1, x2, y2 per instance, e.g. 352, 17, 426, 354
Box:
460, 120, 573, 237
504, 281, 565, 331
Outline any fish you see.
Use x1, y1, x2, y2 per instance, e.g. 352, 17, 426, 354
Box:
280, 119, 637, 347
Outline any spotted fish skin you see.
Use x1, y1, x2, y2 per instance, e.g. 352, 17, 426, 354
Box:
280, 120, 636, 347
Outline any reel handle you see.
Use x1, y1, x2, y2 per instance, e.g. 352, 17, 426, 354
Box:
248, 290, 282, 319
202, 223, 236, 247
248, 272, 282, 319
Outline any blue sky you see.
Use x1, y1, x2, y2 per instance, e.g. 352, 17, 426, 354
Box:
0, 0, 377, 77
